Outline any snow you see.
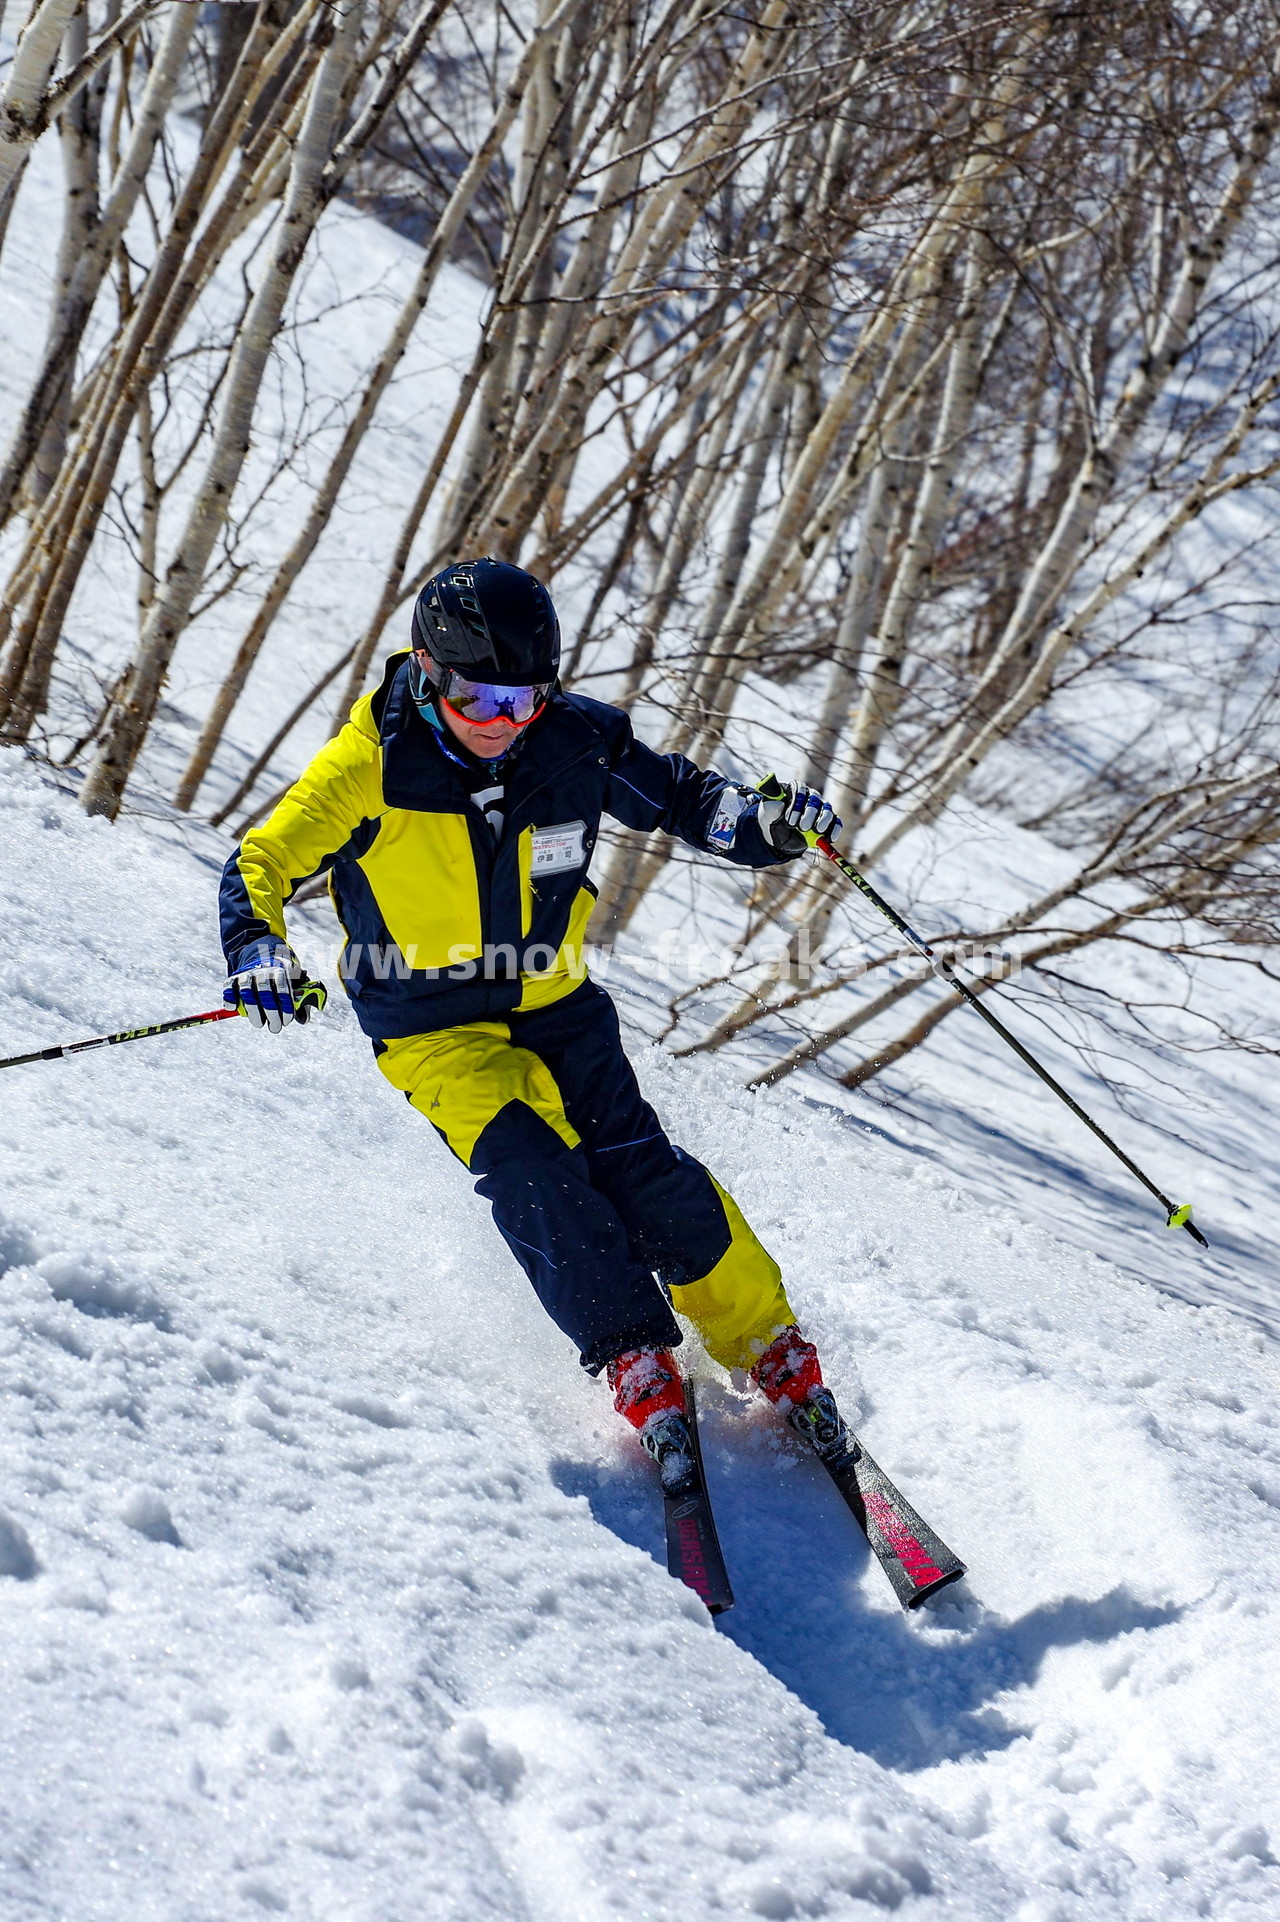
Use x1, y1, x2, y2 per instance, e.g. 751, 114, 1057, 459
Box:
2, 52, 1280, 1922
2, 753, 1280, 1921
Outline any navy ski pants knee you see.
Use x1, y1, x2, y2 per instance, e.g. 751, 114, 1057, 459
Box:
374, 980, 792, 1373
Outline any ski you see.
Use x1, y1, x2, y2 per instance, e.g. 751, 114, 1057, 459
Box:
821, 1435, 965, 1609
662, 1382, 734, 1615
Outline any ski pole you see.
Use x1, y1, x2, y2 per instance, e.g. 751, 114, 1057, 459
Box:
0, 1006, 241, 1073
758, 781, 1207, 1248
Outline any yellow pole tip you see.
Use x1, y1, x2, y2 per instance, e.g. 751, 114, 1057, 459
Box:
1166, 1203, 1194, 1230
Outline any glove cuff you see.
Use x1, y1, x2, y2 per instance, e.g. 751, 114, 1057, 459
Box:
238, 937, 296, 973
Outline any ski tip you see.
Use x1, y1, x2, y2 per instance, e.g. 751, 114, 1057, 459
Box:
904, 1564, 967, 1609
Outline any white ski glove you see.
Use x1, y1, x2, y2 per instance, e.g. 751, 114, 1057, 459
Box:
753, 775, 841, 857
223, 939, 327, 1033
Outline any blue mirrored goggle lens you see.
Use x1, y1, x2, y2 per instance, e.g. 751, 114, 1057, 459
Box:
442, 675, 551, 724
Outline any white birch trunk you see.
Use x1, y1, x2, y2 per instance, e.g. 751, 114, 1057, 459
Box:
0, 1, 296, 718
30, 0, 95, 506
891, 57, 1280, 830
684, 449, 908, 1057
841, 231, 989, 823
803, 451, 904, 792
479, 0, 794, 553
436, 0, 578, 557
173, 0, 559, 810
508, 0, 689, 448
81, 1, 363, 819
859, 387, 1280, 867
618, 341, 759, 707
678, 286, 959, 768
442, 0, 675, 558
679, 43, 1040, 769
689, 310, 809, 680
0, 0, 80, 201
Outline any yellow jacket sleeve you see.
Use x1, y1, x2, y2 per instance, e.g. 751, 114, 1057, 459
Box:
219, 697, 382, 966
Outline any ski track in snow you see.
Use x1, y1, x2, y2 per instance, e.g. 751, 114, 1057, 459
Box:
2, 759, 1280, 1922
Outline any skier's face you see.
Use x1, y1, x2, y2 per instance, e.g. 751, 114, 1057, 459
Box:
438, 699, 525, 757
416, 649, 546, 757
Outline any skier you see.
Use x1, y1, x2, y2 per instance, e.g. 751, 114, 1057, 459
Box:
220, 558, 849, 1494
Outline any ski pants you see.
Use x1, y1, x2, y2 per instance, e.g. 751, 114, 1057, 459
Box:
374, 979, 794, 1374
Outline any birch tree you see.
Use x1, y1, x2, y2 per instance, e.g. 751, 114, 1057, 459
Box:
79, 0, 366, 817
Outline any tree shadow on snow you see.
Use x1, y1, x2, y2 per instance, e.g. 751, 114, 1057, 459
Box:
550, 1399, 1183, 1773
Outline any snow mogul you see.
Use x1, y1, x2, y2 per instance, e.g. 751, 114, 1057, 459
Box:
219, 559, 847, 1494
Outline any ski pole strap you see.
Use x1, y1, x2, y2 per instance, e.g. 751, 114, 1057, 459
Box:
0, 1007, 241, 1073
808, 835, 1208, 1251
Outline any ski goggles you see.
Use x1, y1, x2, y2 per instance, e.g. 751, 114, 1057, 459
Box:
436, 669, 553, 726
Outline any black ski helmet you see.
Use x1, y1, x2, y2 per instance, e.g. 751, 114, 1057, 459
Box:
411, 558, 561, 686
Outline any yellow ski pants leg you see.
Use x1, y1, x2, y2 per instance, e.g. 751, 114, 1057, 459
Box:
375, 990, 797, 1372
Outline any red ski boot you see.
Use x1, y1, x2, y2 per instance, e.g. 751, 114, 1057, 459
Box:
607, 1348, 696, 1494
751, 1324, 851, 1463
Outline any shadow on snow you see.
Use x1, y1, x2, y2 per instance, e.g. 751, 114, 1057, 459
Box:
551, 1391, 1182, 1774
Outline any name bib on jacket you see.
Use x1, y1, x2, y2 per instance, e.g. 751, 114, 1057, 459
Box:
531, 820, 587, 875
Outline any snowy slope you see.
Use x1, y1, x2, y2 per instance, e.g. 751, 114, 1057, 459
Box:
2, 755, 1280, 1922
2, 49, 1280, 1922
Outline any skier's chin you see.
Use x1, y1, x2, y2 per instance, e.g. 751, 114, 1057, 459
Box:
462, 721, 521, 755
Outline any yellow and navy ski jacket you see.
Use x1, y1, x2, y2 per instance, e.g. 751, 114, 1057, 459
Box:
220, 652, 787, 1039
